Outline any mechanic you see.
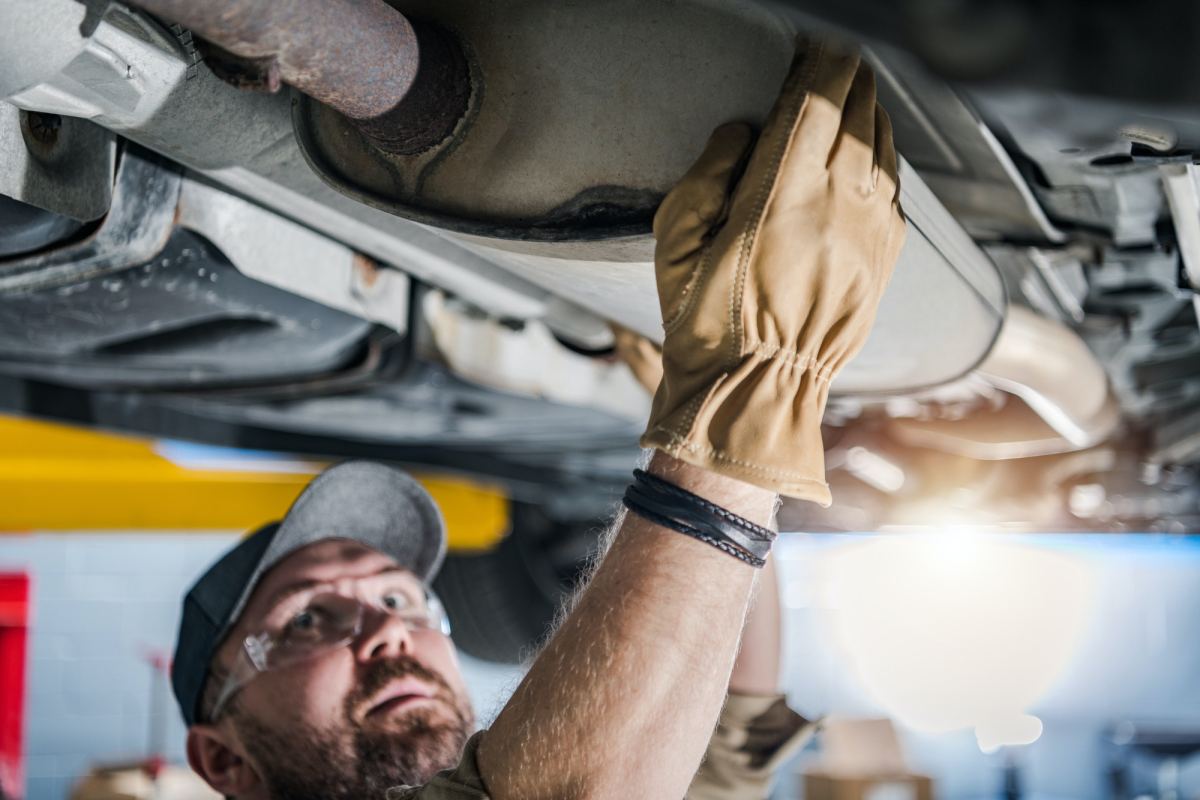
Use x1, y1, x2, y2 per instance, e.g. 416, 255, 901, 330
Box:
171, 40, 904, 800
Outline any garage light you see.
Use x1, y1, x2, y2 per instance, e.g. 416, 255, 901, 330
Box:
817, 531, 1095, 752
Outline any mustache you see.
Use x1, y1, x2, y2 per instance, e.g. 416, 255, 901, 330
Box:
346, 655, 458, 719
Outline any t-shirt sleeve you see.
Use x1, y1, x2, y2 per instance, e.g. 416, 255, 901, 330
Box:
686, 692, 818, 800
386, 731, 492, 800
386, 696, 814, 800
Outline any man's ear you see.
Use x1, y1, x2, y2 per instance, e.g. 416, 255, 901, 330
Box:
187, 724, 261, 797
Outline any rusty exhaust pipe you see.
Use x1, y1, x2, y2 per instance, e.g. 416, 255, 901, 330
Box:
127, 0, 470, 155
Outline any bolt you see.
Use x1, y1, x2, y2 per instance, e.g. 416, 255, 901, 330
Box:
26, 112, 62, 146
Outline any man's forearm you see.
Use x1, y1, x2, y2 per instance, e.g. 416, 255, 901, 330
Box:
473, 40, 902, 798
477, 452, 777, 800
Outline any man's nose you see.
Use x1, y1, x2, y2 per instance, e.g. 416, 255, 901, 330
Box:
352, 606, 415, 661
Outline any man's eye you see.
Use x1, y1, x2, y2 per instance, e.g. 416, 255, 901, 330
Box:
381, 592, 410, 612
285, 608, 324, 637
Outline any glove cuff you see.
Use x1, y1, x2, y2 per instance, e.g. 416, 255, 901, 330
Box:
640, 353, 833, 505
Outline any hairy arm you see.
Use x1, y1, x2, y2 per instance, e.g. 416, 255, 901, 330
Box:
476, 452, 777, 799
474, 42, 899, 800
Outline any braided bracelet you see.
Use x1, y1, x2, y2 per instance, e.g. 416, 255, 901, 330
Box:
621, 469, 776, 567
622, 492, 766, 567
634, 469, 777, 547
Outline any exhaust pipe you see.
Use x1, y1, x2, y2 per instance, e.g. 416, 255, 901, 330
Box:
977, 305, 1119, 449
887, 305, 1119, 460
125, 0, 470, 155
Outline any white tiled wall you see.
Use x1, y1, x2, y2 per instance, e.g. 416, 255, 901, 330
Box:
0, 532, 523, 800
1, 532, 237, 800
5, 531, 1200, 800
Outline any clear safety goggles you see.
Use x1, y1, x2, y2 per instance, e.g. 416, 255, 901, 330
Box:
207, 576, 451, 721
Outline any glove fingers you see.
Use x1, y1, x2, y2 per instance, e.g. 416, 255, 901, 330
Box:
819, 99, 905, 373
653, 122, 755, 268
874, 102, 899, 190
761, 42, 860, 192
828, 61, 878, 185
723, 42, 860, 257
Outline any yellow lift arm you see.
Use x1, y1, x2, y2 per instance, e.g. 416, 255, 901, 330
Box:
0, 414, 507, 551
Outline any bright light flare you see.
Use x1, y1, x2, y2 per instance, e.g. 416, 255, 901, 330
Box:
976, 713, 1043, 753
819, 531, 1094, 751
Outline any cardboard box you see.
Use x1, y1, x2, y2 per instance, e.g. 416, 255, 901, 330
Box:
804, 771, 933, 800
801, 718, 935, 800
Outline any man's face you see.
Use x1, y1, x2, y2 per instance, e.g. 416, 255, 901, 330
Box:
204, 539, 475, 798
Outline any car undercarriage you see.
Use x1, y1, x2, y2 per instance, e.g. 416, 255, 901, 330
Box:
4, 0, 1200, 658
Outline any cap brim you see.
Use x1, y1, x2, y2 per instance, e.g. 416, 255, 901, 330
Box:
222, 460, 447, 635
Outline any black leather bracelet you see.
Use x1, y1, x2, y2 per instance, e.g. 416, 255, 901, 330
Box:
634, 470, 777, 548
622, 492, 766, 567
621, 469, 776, 567
624, 480, 771, 561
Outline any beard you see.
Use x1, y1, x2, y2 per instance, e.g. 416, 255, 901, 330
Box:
230, 656, 475, 800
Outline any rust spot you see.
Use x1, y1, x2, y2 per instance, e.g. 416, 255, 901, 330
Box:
352, 253, 382, 290
127, 0, 470, 156
199, 40, 283, 93
126, 0, 424, 118
353, 21, 472, 156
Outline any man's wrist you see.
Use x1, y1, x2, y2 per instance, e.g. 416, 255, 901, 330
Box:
647, 451, 779, 529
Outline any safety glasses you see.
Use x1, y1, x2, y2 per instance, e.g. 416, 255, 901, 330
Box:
207, 577, 450, 721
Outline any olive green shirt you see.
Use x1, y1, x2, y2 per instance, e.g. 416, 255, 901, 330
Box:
386, 692, 814, 800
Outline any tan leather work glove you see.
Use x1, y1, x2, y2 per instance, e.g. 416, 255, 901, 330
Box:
641, 42, 905, 504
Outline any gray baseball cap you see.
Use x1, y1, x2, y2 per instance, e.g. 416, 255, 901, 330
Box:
171, 460, 447, 726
